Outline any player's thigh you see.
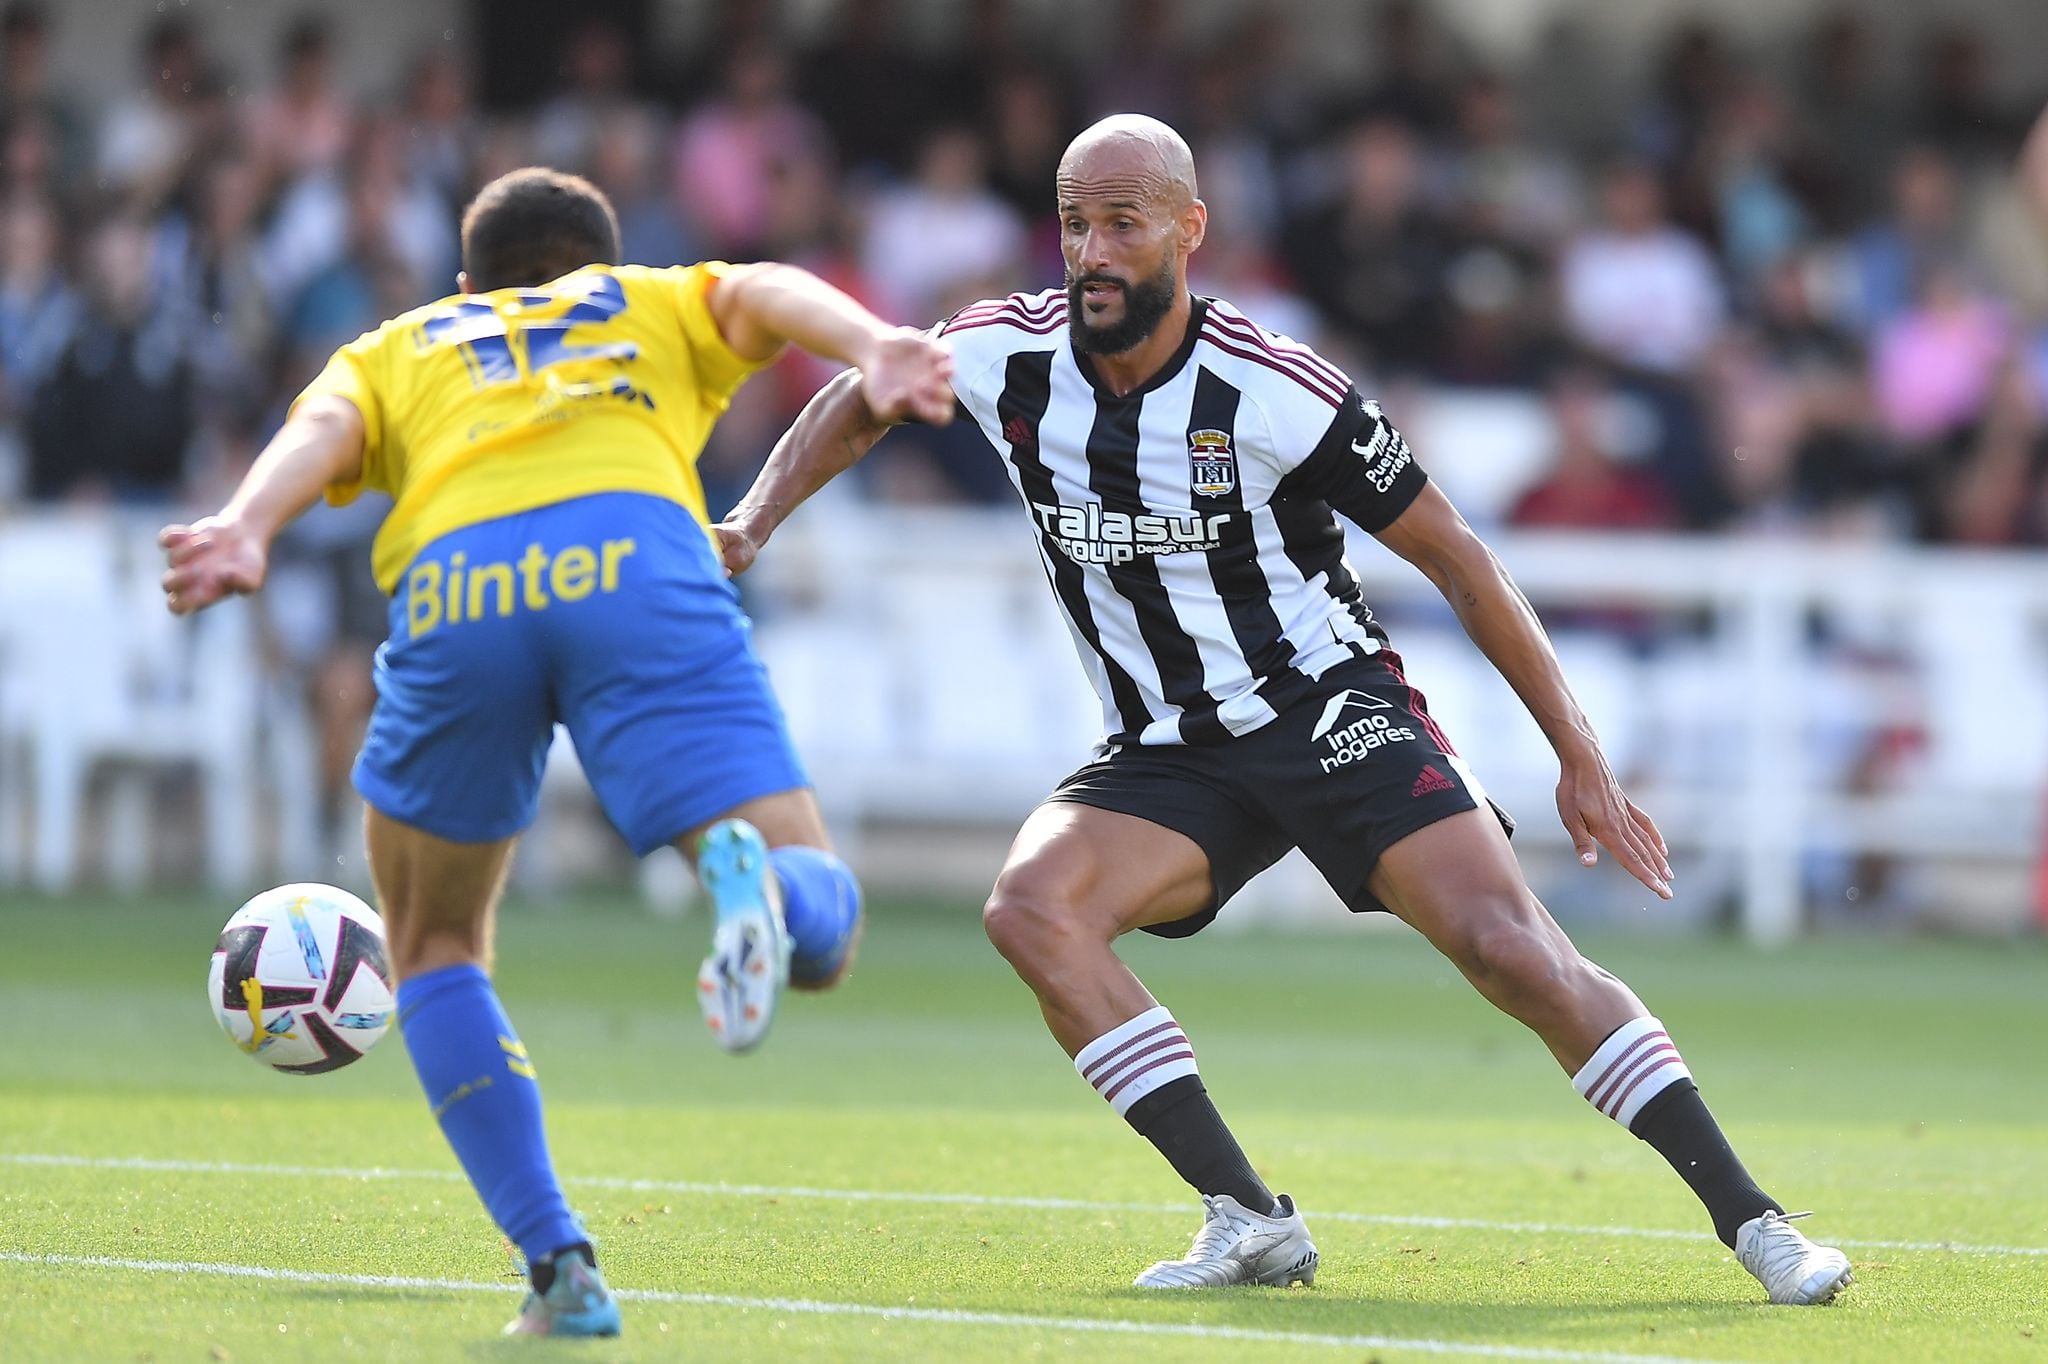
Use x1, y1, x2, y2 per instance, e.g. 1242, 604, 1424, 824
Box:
363, 806, 518, 978
542, 493, 811, 858
993, 748, 1284, 939
1365, 806, 1562, 963
991, 801, 1215, 940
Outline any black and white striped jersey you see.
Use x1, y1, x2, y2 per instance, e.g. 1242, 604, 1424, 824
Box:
939, 288, 1428, 747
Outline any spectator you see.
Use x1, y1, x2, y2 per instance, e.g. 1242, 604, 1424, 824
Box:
799, 0, 932, 177
0, 192, 74, 405
1871, 262, 2010, 444
534, 20, 639, 175
1435, 71, 1580, 249
95, 17, 205, 211
245, 16, 355, 196
1846, 146, 1965, 336
859, 125, 1025, 324
156, 155, 275, 434
589, 108, 693, 269
25, 217, 191, 503
0, 3, 86, 191
1560, 161, 1725, 376
1283, 117, 1449, 376
1509, 369, 1680, 533
402, 50, 476, 209
264, 114, 454, 317
671, 40, 828, 260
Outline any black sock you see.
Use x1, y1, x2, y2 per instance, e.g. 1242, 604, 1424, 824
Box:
1629, 1081, 1779, 1247
529, 1239, 595, 1295
1123, 1074, 1277, 1214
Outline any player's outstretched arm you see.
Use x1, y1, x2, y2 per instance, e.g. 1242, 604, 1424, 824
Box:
159, 394, 366, 615
706, 263, 954, 425
711, 366, 905, 579
1374, 483, 1675, 899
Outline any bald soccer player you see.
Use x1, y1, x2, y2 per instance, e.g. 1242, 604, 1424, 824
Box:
718, 116, 1852, 1303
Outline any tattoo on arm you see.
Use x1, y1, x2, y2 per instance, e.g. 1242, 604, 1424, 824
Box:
1462, 590, 1478, 607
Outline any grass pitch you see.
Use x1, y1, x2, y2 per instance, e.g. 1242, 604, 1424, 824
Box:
1, 891, 2043, 1363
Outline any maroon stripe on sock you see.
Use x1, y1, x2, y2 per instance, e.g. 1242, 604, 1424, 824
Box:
1089, 1033, 1191, 1092
1585, 1031, 1667, 1107
1595, 1042, 1680, 1116
1605, 1054, 1689, 1120
1080, 1022, 1181, 1084
1101, 1048, 1197, 1105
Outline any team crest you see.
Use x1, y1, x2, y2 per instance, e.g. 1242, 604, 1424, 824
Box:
1188, 429, 1236, 497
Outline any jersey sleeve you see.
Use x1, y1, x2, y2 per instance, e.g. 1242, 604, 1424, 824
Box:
293, 324, 391, 506
931, 301, 1016, 428
667, 260, 778, 408
1272, 387, 1428, 533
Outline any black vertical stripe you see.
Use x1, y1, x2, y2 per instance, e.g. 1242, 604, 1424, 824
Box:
1082, 388, 1231, 745
1271, 493, 1384, 642
1187, 368, 1296, 684
998, 350, 1154, 740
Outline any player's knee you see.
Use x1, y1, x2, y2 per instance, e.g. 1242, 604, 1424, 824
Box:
982, 877, 1083, 970
1455, 906, 1572, 1000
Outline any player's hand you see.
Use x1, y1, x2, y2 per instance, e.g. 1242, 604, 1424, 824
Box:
159, 515, 268, 615
858, 328, 956, 426
1556, 747, 1673, 900
709, 521, 760, 578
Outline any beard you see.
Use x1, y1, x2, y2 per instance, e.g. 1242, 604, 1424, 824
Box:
1066, 255, 1180, 356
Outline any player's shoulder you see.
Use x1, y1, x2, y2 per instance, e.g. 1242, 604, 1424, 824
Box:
937, 288, 1068, 346
1194, 295, 1354, 416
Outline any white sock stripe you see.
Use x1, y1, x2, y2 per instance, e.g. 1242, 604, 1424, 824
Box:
1074, 1006, 1175, 1076
1086, 1032, 1192, 1093
1074, 1008, 1204, 1117
1100, 1049, 1201, 1116
1571, 1017, 1694, 1129
1572, 1017, 1668, 1098
1605, 1057, 1694, 1128
1590, 1042, 1681, 1115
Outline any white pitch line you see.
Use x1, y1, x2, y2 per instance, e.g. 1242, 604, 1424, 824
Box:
5, 1152, 2043, 1259
0, 1251, 1749, 1364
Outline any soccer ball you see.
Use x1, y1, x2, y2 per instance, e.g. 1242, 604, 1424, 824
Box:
208, 883, 395, 1074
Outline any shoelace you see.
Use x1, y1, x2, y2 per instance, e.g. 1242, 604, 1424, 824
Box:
1749, 1211, 1819, 1281
1183, 1197, 1256, 1260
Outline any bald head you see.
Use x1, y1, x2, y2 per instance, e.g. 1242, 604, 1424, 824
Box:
1057, 114, 1198, 212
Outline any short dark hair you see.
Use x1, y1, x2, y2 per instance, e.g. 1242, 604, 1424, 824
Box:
459, 167, 621, 293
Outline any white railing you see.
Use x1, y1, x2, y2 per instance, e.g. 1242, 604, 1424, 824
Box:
5, 506, 2046, 942
745, 506, 2048, 944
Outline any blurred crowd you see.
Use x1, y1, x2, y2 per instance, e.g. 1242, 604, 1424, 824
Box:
3, 0, 2045, 909
6, 0, 2048, 537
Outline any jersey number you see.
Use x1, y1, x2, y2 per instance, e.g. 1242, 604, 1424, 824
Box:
418, 274, 639, 391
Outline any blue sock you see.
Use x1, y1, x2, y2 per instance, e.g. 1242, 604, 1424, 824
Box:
396, 964, 582, 1266
771, 845, 862, 982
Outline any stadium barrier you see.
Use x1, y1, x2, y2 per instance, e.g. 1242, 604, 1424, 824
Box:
3, 507, 2045, 942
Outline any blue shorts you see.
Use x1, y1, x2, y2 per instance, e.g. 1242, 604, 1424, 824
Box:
354, 491, 809, 854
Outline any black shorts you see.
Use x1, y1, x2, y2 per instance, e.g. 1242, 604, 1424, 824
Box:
1047, 650, 1515, 937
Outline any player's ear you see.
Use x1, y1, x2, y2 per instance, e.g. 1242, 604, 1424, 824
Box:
456, 271, 473, 295
1180, 198, 1208, 254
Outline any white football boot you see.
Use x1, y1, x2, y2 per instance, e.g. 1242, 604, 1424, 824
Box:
1734, 1210, 1853, 1305
1133, 1194, 1319, 1289
694, 820, 790, 1054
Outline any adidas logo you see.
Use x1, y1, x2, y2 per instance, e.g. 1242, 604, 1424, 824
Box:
1411, 764, 1456, 798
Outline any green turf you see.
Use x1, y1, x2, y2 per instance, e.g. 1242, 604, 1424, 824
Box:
1, 892, 2043, 1362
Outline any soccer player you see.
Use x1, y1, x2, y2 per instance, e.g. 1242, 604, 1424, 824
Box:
159, 168, 955, 1336
718, 116, 1853, 1305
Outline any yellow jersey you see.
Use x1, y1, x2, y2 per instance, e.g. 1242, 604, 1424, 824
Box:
299, 261, 772, 591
